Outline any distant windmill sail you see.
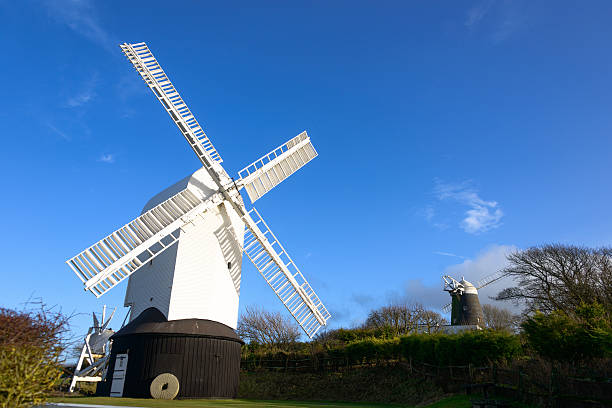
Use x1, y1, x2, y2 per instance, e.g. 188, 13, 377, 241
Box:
476, 270, 508, 289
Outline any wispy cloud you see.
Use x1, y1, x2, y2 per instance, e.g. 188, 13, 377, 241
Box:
434, 251, 466, 259
418, 205, 449, 231
44, 0, 114, 52
465, 0, 493, 28
464, 0, 527, 44
97, 153, 115, 164
491, 6, 526, 44
435, 180, 503, 234
66, 73, 99, 108
115, 73, 149, 118
45, 122, 70, 141
351, 293, 375, 307
423, 206, 435, 222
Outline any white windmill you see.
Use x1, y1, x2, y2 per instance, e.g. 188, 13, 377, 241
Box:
66, 42, 330, 399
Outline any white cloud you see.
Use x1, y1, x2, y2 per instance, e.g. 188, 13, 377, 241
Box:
434, 251, 465, 259
44, 0, 114, 52
66, 91, 94, 107
97, 153, 115, 164
464, 0, 527, 44
435, 180, 503, 234
491, 7, 526, 44
46, 122, 70, 141
465, 0, 493, 28
66, 73, 98, 108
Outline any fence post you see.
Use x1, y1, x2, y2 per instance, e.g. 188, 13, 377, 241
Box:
468, 363, 473, 383
550, 365, 558, 408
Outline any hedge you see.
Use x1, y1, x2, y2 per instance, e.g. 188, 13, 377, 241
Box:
243, 330, 522, 369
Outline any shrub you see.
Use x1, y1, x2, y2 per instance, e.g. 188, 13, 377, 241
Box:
0, 304, 70, 408
398, 331, 521, 366
241, 328, 523, 371
522, 303, 612, 362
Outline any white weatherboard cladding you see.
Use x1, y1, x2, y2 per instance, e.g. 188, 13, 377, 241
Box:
124, 168, 244, 329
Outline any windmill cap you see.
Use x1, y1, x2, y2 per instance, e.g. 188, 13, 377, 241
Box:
459, 278, 478, 294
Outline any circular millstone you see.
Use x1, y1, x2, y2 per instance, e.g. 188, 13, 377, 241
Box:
150, 373, 179, 400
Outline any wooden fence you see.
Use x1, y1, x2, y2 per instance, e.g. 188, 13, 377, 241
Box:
241, 357, 612, 407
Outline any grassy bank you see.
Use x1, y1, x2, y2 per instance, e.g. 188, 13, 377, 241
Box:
49, 395, 471, 407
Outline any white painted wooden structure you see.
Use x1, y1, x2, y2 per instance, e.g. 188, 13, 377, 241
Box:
70, 306, 115, 392
109, 354, 128, 397
67, 42, 330, 337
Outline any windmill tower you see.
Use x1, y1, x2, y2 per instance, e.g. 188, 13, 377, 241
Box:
442, 271, 507, 329
66, 42, 330, 399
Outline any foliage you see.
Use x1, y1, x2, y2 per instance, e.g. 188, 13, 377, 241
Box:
0, 304, 70, 408
398, 330, 521, 366
522, 303, 612, 362
314, 327, 397, 345
237, 306, 301, 349
244, 329, 522, 369
495, 244, 612, 316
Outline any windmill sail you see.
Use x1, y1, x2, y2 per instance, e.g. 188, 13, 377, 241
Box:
238, 132, 318, 203
476, 270, 508, 289
241, 208, 330, 337
119, 42, 223, 166
67, 189, 222, 297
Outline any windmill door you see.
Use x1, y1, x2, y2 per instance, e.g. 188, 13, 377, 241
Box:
109, 353, 128, 397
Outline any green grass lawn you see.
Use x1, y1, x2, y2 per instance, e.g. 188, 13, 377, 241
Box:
48, 395, 473, 408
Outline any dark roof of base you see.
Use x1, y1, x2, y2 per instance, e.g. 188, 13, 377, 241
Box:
112, 307, 243, 343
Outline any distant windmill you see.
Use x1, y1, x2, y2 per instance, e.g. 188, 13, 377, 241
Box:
70, 306, 115, 392
442, 271, 507, 328
66, 42, 330, 399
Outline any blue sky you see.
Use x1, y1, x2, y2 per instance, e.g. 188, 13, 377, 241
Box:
2, 1, 612, 339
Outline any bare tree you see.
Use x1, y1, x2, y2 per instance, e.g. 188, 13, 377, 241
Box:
481, 304, 519, 331
495, 244, 612, 316
364, 302, 446, 335
418, 310, 447, 333
236, 306, 300, 346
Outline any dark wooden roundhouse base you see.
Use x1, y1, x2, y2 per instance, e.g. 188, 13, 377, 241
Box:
97, 308, 243, 399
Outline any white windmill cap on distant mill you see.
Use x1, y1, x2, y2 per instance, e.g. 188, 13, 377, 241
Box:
65, 42, 331, 399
